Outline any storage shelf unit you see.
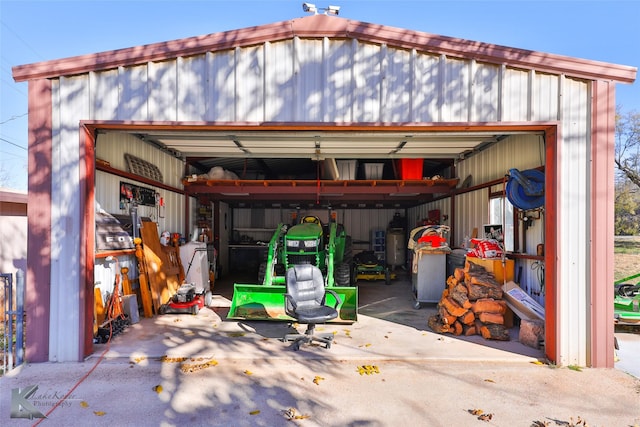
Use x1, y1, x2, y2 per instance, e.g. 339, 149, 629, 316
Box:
371, 229, 386, 263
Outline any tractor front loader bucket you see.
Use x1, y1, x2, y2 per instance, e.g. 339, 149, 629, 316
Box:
227, 283, 358, 323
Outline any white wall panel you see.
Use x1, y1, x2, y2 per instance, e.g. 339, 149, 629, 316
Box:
51, 75, 90, 362
383, 47, 412, 122
265, 41, 295, 121
208, 50, 236, 121
325, 39, 353, 121
95, 132, 186, 235
442, 57, 470, 122
89, 69, 119, 120
117, 64, 149, 120
296, 38, 324, 122
502, 67, 530, 121
532, 73, 560, 121
235, 46, 264, 122
558, 77, 590, 366
471, 62, 500, 122
178, 55, 208, 121
352, 41, 382, 122
412, 52, 440, 122
148, 60, 177, 121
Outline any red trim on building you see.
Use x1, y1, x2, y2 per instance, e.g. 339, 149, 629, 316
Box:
590, 81, 616, 368
26, 79, 53, 362
545, 126, 559, 363
13, 15, 636, 84
80, 126, 96, 358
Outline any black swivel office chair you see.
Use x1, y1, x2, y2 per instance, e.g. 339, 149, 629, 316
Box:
283, 264, 342, 350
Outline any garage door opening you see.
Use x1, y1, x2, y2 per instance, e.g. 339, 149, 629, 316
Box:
85, 122, 556, 362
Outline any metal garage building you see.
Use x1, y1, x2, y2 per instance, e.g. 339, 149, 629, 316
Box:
12, 14, 636, 366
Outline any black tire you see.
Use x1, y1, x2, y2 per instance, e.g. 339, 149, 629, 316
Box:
343, 235, 353, 263
335, 262, 351, 286
257, 262, 267, 284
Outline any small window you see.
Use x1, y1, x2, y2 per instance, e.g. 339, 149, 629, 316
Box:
488, 195, 514, 252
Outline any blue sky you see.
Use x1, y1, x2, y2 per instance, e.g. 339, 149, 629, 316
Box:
1, 0, 639, 191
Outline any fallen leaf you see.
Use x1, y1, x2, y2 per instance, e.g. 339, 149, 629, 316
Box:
227, 332, 246, 337
93, 411, 106, 416
531, 360, 545, 365
174, 318, 181, 322
357, 365, 380, 375
469, 409, 483, 415
244, 370, 253, 376
161, 356, 187, 363
483, 379, 495, 383
80, 401, 89, 408
249, 410, 260, 415
567, 365, 583, 372
478, 413, 493, 422
313, 376, 325, 385
153, 385, 163, 393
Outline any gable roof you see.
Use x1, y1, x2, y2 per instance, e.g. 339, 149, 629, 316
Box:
13, 14, 637, 84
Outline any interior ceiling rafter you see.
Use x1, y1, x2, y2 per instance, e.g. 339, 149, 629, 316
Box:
99, 126, 545, 208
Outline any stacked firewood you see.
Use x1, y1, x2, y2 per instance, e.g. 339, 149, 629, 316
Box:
428, 261, 510, 341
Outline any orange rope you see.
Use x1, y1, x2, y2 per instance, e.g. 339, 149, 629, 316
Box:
32, 272, 123, 425
31, 339, 110, 426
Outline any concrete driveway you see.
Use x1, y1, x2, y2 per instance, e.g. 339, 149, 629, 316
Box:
1, 276, 639, 426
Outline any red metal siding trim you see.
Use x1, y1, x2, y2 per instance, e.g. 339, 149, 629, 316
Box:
26, 79, 52, 363
80, 126, 95, 359
12, 15, 636, 84
590, 81, 616, 368
545, 126, 559, 364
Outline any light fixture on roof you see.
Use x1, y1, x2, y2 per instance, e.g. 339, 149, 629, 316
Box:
302, 3, 340, 15
302, 2, 317, 13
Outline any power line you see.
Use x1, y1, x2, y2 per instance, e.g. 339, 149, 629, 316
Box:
0, 136, 27, 150
0, 112, 28, 125
0, 21, 47, 61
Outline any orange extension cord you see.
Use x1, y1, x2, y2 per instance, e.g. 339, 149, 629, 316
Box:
32, 274, 125, 426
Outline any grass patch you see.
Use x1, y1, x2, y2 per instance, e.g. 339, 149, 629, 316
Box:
615, 237, 640, 254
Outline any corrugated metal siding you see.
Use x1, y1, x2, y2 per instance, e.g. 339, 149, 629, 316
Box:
558, 77, 590, 366
95, 133, 186, 235
233, 207, 401, 254
48, 33, 594, 364
177, 56, 208, 121
76, 39, 571, 127
51, 75, 88, 362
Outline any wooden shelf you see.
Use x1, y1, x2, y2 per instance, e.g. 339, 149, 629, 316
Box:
182, 178, 459, 205
507, 253, 544, 261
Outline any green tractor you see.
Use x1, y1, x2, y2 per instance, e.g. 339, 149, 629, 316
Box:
614, 272, 640, 324
228, 214, 358, 322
